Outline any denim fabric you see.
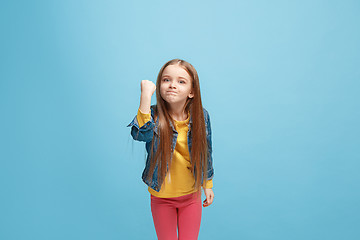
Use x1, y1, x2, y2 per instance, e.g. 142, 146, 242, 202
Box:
127, 105, 214, 192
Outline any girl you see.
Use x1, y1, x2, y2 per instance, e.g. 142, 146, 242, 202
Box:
127, 59, 214, 240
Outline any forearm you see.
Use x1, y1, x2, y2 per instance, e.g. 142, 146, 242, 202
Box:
139, 93, 152, 114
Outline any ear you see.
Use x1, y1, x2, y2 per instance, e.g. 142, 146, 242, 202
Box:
188, 91, 194, 98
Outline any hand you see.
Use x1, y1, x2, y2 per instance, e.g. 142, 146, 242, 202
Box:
141, 80, 156, 97
203, 188, 214, 207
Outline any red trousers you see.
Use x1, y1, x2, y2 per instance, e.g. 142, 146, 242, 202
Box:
150, 191, 202, 240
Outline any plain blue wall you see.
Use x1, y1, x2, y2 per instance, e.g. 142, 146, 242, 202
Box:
1, 0, 359, 239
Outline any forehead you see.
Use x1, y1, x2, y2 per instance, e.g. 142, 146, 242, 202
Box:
162, 65, 191, 79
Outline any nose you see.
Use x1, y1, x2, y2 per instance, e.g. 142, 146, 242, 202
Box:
169, 80, 176, 89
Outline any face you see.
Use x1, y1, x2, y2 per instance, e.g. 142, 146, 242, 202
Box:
160, 64, 194, 109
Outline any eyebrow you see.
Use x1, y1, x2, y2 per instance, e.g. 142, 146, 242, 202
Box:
162, 75, 188, 81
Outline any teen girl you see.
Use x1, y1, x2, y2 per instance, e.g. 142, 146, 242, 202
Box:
127, 59, 214, 240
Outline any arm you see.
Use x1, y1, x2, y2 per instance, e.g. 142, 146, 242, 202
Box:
127, 80, 156, 142
139, 84, 152, 114
203, 108, 215, 207
205, 109, 214, 180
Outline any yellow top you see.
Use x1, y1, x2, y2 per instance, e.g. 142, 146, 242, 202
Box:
136, 108, 213, 198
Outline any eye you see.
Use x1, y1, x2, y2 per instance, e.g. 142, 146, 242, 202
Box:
179, 80, 185, 84
163, 78, 169, 82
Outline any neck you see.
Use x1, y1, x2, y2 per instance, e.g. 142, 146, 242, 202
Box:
167, 104, 188, 121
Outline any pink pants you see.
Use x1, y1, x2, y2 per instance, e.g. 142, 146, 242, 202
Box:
150, 191, 202, 240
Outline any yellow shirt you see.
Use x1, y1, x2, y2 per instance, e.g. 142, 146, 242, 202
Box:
136, 108, 213, 198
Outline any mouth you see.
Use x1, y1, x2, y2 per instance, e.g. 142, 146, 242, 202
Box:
167, 91, 177, 94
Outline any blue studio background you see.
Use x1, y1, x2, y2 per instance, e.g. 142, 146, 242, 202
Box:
1, 0, 359, 239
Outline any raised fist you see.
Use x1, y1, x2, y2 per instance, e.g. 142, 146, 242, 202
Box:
141, 80, 156, 96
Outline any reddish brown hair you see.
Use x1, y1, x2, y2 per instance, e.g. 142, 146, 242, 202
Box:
145, 59, 208, 192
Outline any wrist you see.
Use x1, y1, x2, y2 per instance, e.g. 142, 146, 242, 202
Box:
141, 92, 153, 99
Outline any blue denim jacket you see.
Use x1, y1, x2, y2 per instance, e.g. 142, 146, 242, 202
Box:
127, 105, 214, 192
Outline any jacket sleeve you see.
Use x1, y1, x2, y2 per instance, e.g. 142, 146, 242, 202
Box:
204, 109, 214, 181
127, 108, 155, 142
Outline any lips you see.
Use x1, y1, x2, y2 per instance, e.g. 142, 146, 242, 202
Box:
167, 91, 177, 94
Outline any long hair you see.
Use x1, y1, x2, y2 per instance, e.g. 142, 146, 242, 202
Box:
145, 59, 208, 192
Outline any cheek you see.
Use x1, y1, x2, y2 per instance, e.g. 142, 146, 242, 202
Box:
159, 85, 166, 96
160, 82, 167, 89
160, 85, 166, 93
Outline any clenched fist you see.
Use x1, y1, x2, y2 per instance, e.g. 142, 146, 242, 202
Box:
141, 80, 156, 97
